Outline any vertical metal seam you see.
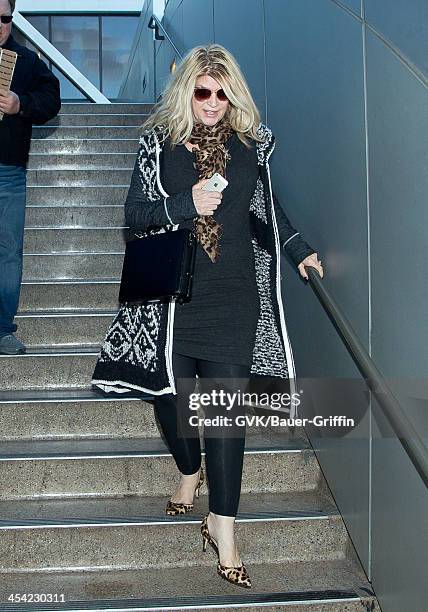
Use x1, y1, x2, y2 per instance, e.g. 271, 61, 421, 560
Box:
99, 15, 103, 94
48, 15, 52, 70
262, 0, 268, 124
212, 0, 215, 42
361, 0, 373, 582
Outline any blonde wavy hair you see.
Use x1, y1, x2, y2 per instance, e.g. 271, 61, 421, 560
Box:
142, 44, 264, 148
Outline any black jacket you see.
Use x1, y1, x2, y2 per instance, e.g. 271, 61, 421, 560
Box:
0, 35, 61, 167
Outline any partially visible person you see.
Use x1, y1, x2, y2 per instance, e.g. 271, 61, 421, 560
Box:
0, 0, 61, 355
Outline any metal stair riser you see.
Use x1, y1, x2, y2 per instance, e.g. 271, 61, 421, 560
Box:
28, 154, 136, 170
46, 114, 147, 127
27, 169, 133, 187
0, 602, 377, 612
23, 254, 123, 281
189, 603, 378, 612
0, 353, 98, 390
0, 518, 348, 572
14, 314, 115, 348
60, 103, 153, 114
169, 604, 377, 612
24, 229, 127, 255
25, 206, 126, 229
27, 186, 128, 206
20, 283, 119, 312
32, 127, 142, 139
0, 400, 160, 440
30, 139, 139, 155
0, 560, 380, 612
0, 452, 319, 499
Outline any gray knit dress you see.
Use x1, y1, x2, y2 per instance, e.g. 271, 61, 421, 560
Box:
160, 132, 260, 366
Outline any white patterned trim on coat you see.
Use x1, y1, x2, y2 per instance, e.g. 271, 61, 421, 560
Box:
249, 177, 268, 223
98, 304, 163, 372
250, 240, 288, 377
137, 132, 158, 201
255, 124, 274, 166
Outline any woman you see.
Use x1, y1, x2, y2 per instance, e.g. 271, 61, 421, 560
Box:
92, 44, 323, 588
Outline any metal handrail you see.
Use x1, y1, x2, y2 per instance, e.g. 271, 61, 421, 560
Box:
305, 265, 428, 488
148, 14, 183, 60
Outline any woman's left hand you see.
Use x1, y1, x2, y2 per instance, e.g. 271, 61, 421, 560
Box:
298, 252, 324, 280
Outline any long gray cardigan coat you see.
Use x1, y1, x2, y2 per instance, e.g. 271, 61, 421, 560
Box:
92, 123, 315, 416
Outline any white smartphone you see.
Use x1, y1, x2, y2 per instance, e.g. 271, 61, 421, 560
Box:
201, 172, 228, 192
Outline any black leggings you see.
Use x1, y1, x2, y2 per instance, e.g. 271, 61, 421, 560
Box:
153, 352, 249, 517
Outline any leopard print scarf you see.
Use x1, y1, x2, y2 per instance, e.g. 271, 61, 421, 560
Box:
189, 118, 234, 262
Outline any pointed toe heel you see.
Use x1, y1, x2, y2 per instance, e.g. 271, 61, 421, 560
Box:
165, 466, 204, 516
200, 514, 252, 588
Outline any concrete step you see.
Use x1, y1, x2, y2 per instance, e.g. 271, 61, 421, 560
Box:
0, 560, 378, 611
0, 388, 309, 441
22, 254, 123, 280
14, 311, 115, 348
30, 138, 139, 154
0, 390, 161, 440
32, 126, 142, 139
46, 114, 147, 127
60, 102, 154, 114
0, 495, 347, 572
23, 228, 127, 254
28, 153, 136, 170
20, 280, 120, 312
25, 205, 125, 228
27, 168, 133, 187
27, 186, 128, 206
0, 437, 319, 499
0, 347, 98, 390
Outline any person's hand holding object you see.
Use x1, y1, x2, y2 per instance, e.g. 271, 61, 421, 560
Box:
192, 178, 222, 216
0, 91, 20, 115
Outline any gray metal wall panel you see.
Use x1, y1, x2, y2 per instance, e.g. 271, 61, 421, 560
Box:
367, 32, 428, 382
155, 41, 177, 98
265, 0, 368, 348
213, 0, 266, 121
162, 0, 184, 52
164, 0, 182, 19
157, 0, 184, 98
336, 0, 361, 16
365, 0, 428, 77
182, 0, 214, 49
264, 0, 370, 572
371, 397, 428, 612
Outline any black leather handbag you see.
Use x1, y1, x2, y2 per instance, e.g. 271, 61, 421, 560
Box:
119, 227, 197, 305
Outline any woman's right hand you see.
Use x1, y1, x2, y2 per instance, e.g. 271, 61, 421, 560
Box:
192, 178, 222, 216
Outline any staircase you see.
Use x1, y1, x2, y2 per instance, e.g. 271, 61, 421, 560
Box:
0, 104, 380, 611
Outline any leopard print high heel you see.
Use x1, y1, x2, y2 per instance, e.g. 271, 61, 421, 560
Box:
165, 467, 204, 515
200, 513, 252, 588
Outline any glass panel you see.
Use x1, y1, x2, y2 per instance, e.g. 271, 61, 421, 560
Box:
101, 16, 139, 99
25, 15, 50, 39
11, 24, 51, 69
51, 15, 100, 90
52, 66, 86, 101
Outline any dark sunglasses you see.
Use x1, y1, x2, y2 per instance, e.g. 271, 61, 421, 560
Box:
1, 15, 13, 24
193, 87, 228, 102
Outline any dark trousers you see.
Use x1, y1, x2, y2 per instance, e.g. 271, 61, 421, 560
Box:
0, 164, 27, 337
154, 352, 249, 516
